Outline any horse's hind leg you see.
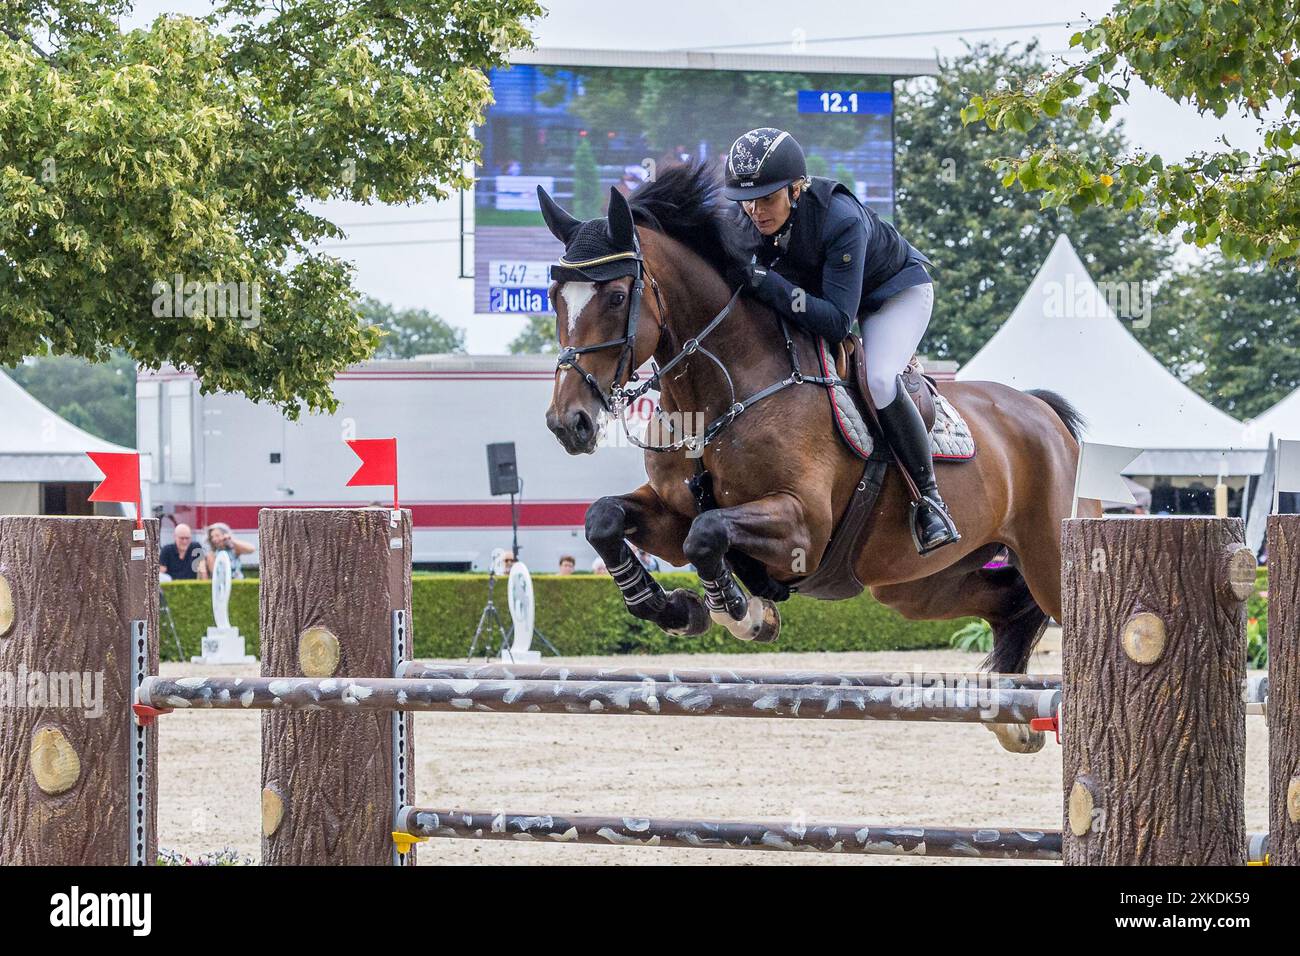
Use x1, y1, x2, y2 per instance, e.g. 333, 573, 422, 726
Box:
871, 553, 1049, 754
980, 564, 1051, 674
585, 484, 710, 635
978, 566, 1051, 754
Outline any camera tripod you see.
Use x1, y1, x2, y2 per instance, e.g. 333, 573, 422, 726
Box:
464, 565, 511, 661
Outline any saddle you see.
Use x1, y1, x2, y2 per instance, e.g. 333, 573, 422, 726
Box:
789, 332, 975, 601
842, 335, 935, 436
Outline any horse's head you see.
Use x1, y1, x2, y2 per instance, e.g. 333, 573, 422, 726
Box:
539, 185, 662, 455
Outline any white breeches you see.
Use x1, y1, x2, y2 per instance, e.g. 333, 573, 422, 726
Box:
861, 282, 934, 407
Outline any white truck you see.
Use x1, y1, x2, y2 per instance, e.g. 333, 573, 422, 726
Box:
137, 355, 657, 571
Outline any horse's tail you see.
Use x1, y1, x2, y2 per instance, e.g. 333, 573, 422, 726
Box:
1026, 389, 1086, 442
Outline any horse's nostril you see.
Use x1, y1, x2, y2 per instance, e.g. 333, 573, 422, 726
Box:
572, 409, 594, 443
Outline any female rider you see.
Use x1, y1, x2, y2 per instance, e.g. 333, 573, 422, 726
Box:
723, 127, 959, 554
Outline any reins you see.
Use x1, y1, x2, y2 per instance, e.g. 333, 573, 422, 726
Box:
555, 247, 844, 455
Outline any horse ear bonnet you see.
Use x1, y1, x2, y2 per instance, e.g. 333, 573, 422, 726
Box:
543, 186, 641, 283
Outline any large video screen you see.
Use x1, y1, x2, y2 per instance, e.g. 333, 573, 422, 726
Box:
474, 64, 897, 314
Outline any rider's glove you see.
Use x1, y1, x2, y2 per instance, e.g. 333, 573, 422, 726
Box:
727, 255, 774, 294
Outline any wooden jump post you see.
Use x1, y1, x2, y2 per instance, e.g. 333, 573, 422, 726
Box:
0, 516, 159, 866
1267, 514, 1300, 866
1060, 517, 1253, 865
256, 508, 413, 866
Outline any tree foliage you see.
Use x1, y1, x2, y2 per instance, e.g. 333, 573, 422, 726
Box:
571, 137, 602, 220
0, 0, 539, 416
1145, 257, 1300, 419
965, 0, 1300, 265
508, 314, 558, 355
5, 352, 136, 446
359, 297, 465, 359
896, 41, 1173, 361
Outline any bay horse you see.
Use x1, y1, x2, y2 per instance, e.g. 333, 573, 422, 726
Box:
541, 165, 1093, 752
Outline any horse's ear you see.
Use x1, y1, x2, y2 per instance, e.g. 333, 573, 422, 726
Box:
606, 186, 636, 250
537, 186, 580, 244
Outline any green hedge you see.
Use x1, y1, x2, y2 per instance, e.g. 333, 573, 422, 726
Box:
159, 573, 970, 661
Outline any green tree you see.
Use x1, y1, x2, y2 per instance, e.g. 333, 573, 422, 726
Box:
967, 0, 1300, 265
6, 352, 136, 446
571, 137, 602, 220
0, 0, 539, 418
833, 163, 856, 191
895, 41, 1173, 361
1144, 258, 1300, 419
509, 314, 558, 354
358, 297, 465, 358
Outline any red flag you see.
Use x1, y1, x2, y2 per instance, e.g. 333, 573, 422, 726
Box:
346, 438, 398, 510
87, 452, 142, 527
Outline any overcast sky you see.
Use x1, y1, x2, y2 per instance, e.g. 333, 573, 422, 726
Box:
124, 0, 1270, 353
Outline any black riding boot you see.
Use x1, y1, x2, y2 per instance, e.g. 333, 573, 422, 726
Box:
877, 387, 961, 554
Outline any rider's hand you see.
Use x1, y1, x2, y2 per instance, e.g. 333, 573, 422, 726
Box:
728, 255, 770, 292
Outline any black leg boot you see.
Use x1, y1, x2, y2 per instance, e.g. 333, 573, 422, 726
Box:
877, 385, 961, 554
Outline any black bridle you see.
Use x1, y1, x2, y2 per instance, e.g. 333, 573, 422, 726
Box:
555, 247, 841, 454
553, 247, 657, 414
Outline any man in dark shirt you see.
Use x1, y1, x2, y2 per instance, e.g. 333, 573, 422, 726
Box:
160, 523, 207, 581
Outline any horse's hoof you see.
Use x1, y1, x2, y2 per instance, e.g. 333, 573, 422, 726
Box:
714, 596, 781, 644
749, 598, 781, 644
662, 588, 711, 636
986, 721, 1045, 754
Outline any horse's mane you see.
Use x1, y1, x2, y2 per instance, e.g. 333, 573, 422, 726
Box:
629, 162, 751, 278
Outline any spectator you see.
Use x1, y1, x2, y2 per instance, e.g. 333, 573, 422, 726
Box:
159, 524, 207, 581
630, 544, 660, 572
557, 555, 576, 575
591, 558, 608, 575
205, 522, 256, 579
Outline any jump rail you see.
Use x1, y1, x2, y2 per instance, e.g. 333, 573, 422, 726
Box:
394, 809, 1272, 863
394, 807, 1065, 859
137, 675, 1061, 725
398, 660, 1065, 690
397, 661, 1268, 709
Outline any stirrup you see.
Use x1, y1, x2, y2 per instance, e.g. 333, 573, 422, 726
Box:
909, 495, 961, 555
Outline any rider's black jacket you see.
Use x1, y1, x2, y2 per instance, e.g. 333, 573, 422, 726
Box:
736, 177, 932, 343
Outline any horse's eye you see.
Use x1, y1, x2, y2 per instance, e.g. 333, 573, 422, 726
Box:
610, 291, 626, 307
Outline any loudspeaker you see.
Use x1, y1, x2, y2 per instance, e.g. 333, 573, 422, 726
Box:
486, 442, 520, 496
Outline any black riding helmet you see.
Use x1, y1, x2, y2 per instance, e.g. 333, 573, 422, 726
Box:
723, 128, 807, 201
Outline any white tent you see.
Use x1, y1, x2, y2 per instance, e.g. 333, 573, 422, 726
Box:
956, 234, 1262, 477
0, 368, 136, 513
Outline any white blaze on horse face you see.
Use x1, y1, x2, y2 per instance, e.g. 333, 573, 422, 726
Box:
560, 281, 597, 336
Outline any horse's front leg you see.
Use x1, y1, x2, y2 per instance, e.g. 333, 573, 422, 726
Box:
585, 484, 710, 635
682, 493, 812, 644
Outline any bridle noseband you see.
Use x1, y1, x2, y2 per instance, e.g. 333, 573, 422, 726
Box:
555, 241, 838, 455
